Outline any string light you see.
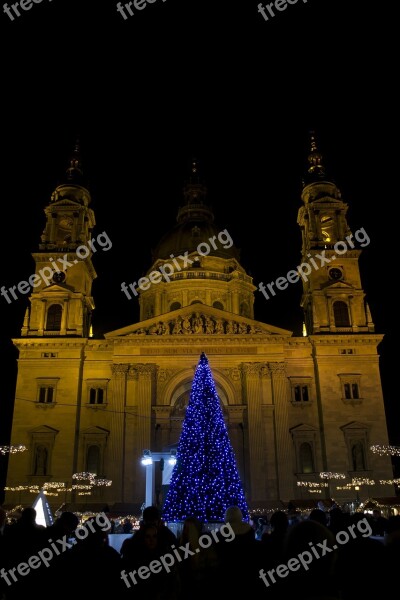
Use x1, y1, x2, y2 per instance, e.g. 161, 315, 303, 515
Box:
0, 444, 27, 455
352, 477, 375, 486
319, 472, 346, 480
370, 445, 400, 457
72, 484, 93, 490
5, 485, 39, 491
94, 479, 112, 487
379, 479, 400, 485
297, 482, 329, 488
43, 482, 65, 489
78, 491, 92, 496
162, 352, 248, 523
72, 472, 96, 481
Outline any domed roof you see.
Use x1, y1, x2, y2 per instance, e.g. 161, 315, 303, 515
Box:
152, 160, 240, 261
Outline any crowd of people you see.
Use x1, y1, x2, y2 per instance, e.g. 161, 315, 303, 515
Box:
0, 503, 399, 600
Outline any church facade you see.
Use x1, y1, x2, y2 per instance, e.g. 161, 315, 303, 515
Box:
5, 141, 394, 513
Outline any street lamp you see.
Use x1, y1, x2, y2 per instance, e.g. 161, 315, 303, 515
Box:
141, 450, 153, 466
355, 485, 360, 508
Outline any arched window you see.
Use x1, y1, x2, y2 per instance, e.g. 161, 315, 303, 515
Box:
87, 445, 100, 475
46, 304, 62, 331
351, 442, 366, 471
240, 302, 249, 317
213, 301, 224, 310
170, 302, 181, 311
333, 301, 350, 327
190, 300, 203, 305
300, 442, 314, 474
34, 445, 48, 476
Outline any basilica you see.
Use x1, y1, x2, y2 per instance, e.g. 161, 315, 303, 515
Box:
5, 139, 394, 513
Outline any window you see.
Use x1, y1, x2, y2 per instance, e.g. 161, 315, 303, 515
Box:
46, 304, 62, 331
170, 302, 181, 311
294, 385, 309, 402
289, 377, 313, 405
89, 388, 104, 404
39, 386, 54, 403
338, 374, 362, 404
87, 445, 100, 475
240, 302, 249, 317
300, 442, 314, 474
339, 349, 355, 355
213, 301, 224, 310
351, 441, 366, 471
85, 379, 109, 408
36, 378, 59, 406
340, 421, 370, 473
333, 301, 350, 327
41, 352, 58, 358
290, 424, 318, 476
344, 383, 359, 400
34, 445, 49, 476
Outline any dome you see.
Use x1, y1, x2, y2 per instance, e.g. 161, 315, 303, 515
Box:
152, 203, 240, 261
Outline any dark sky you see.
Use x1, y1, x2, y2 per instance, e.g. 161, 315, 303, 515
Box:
1, 0, 398, 491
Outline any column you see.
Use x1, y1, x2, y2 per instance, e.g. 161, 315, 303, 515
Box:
269, 361, 293, 502
109, 364, 129, 503
226, 405, 247, 494
260, 365, 278, 504
241, 363, 267, 504
130, 364, 157, 504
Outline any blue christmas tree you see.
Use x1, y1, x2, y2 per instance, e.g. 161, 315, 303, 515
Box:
162, 352, 249, 522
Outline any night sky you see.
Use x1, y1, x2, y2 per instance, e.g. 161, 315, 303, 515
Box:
1, 0, 398, 493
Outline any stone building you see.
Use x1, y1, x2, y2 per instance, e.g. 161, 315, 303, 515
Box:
5, 140, 394, 513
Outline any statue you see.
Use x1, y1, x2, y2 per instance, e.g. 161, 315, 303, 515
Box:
182, 315, 192, 334
192, 312, 203, 334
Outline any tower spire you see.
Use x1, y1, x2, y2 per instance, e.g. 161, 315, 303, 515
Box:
306, 130, 326, 180
65, 137, 84, 184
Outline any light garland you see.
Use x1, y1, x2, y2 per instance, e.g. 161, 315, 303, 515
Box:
43, 482, 65, 489
72, 472, 96, 481
43, 491, 59, 496
370, 445, 400, 457
0, 444, 27, 455
352, 477, 375, 486
309, 489, 322, 493
94, 479, 112, 487
78, 491, 92, 496
5, 485, 39, 491
319, 472, 346, 480
297, 482, 329, 488
379, 479, 400, 485
72, 484, 93, 490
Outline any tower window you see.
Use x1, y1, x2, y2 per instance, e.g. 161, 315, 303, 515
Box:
240, 302, 249, 317
333, 301, 350, 327
300, 442, 314, 474
46, 304, 62, 331
170, 302, 181, 311
338, 374, 362, 403
38, 386, 54, 403
86, 445, 100, 475
351, 441, 366, 471
89, 388, 104, 404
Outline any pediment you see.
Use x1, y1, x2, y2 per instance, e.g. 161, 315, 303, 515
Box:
289, 423, 318, 433
321, 279, 355, 291
81, 426, 110, 435
28, 425, 59, 434
340, 421, 368, 431
104, 303, 292, 338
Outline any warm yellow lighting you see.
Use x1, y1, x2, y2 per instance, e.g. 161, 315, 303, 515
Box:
89, 325, 93, 338
302, 322, 307, 337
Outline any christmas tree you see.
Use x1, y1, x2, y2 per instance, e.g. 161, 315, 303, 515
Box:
162, 352, 249, 522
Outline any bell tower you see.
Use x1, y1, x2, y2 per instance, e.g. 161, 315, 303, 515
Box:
21, 141, 96, 337
297, 133, 374, 335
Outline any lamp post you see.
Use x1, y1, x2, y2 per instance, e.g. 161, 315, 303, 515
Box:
355, 485, 360, 509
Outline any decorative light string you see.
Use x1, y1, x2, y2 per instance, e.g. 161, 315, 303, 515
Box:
297, 482, 329, 488
319, 472, 346, 480
370, 445, 400, 457
0, 445, 27, 455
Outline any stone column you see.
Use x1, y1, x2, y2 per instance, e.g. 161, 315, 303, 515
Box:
241, 363, 266, 504
109, 363, 129, 503
226, 405, 247, 494
260, 364, 278, 504
269, 361, 293, 502
128, 364, 158, 505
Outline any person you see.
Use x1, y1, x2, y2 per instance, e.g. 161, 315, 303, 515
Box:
370, 508, 389, 536
122, 517, 133, 533
120, 505, 176, 562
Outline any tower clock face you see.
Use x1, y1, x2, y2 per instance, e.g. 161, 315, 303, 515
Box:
59, 217, 73, 230
52, 271, 66, 284
328, 267, 343, 280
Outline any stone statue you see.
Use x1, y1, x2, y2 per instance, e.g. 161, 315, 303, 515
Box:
192, 312, 203, 334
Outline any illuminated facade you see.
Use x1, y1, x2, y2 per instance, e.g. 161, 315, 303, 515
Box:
5, 141, 394, 512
